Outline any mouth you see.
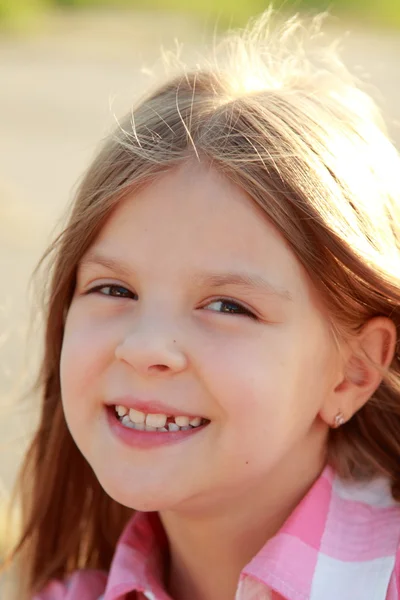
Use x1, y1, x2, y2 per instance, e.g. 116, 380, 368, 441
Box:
106, 404, 211, 449
113, 403, 210, 432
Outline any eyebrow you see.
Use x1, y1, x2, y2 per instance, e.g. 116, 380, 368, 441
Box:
190, 272, 293, 301
79, 250, 293, 302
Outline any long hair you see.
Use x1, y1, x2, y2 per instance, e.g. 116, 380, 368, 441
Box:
8, 10, 400, 598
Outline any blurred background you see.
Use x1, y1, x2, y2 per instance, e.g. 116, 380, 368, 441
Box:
0, 0, 399, 584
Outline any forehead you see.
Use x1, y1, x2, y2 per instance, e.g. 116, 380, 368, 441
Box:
88, 162, 308, 300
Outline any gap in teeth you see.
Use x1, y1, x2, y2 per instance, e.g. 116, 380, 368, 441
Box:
115, 405, 206, 431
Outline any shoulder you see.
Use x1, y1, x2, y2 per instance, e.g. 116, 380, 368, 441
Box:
32, 570, 107, 600
327, 470, 400, 600
387, 547, 400, 599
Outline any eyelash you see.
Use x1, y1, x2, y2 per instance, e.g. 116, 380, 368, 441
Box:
87, 284, 137, 300
85, 284, 257, 320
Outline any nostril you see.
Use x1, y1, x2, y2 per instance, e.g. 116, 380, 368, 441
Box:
151, 364, 169, 372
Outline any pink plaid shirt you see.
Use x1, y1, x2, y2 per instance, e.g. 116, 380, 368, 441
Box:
34, 465, 400, 600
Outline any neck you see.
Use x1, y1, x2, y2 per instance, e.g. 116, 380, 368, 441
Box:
160, 438, 327, 600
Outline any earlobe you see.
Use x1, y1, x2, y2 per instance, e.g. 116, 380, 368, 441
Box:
332, 411, 345, 428
320, 316, 397, 428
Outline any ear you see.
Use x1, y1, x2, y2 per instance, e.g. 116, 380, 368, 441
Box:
319, 317, 397, 427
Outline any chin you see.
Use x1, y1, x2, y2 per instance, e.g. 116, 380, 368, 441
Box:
95, 472, 180, 512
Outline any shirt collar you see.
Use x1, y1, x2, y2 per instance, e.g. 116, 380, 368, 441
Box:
105, 465, 400, 600
241, 465, 400, 599
104, 510, 171, 600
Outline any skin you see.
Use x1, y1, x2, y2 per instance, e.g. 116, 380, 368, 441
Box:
60, 161, 396, 600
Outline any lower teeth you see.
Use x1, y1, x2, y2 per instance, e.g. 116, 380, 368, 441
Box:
119, 415, 206, 432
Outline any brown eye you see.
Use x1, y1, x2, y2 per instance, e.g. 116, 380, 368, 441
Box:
88, 285, 137, 299
205, 299, 257, 319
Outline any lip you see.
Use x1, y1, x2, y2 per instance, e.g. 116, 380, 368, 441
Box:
106, 406, 209, 449
107, 396, 205, 419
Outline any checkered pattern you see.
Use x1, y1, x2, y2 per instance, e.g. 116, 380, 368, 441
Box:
34, 466, 400, 600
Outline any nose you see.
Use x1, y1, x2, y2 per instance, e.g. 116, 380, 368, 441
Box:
114, 322, 188, 377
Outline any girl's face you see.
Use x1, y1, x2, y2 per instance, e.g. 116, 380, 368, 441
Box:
61, 162, 340, 513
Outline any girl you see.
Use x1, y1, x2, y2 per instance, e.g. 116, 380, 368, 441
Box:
8, 9, 400, 600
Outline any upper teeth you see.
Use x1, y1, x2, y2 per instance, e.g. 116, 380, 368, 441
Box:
115, 405, 203, 428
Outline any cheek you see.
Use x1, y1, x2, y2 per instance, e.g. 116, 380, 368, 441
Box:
196, 325, 299, 425
60, 306, 116, 405
197, 321, 332, 437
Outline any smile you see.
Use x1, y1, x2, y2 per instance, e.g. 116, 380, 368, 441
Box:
106, 406, 210, 449
114, 404, 208, 432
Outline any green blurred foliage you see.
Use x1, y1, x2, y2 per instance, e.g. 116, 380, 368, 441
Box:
54, 0, 400, 28
0, 0, 50, 25
0, 0, 400, 28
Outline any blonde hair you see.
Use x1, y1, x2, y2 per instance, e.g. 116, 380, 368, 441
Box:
8, 9, 400, 598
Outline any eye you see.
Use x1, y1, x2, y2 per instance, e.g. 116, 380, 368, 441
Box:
86, 284, 137, 299
204, 298, 257, 319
